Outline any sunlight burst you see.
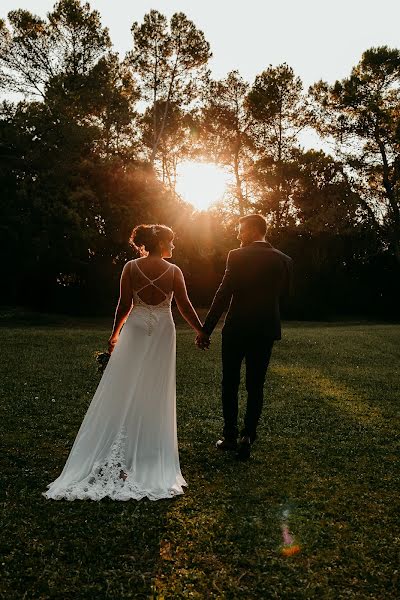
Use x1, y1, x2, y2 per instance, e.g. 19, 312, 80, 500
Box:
176, 161, 231, 211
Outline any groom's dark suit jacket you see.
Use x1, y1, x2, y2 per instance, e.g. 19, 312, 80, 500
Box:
203, 241, 293, 340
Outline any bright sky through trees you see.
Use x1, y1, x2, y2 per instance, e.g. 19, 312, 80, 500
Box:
2, 1, 399, 206
3, 0, 399, 156
1, 0, 399, 88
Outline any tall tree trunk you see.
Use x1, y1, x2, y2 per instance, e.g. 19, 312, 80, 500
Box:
375, 127, 400, 265
233, 140, 244, 216
152, 41, 159, 158
276, 97, 283, 228
150, 38, 181, 165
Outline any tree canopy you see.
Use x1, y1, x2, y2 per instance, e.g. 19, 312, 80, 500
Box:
0, 2, 398, 318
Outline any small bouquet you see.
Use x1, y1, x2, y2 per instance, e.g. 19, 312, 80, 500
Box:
94, 351, 111, 374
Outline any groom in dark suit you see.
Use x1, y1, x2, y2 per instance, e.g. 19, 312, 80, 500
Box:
196, 214, 293, 460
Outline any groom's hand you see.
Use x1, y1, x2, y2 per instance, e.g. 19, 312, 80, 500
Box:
195, 332, 210, 350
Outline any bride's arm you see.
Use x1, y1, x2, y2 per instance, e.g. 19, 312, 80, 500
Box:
173, 266, 203, 334
108, 262, 133, 352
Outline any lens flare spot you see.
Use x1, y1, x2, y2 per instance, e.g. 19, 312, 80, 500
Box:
280, 508, 301, 556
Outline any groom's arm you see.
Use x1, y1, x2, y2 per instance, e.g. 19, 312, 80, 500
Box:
202, 250, 236, 336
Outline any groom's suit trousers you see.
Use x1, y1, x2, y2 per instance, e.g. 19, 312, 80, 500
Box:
221, 327, 274, 442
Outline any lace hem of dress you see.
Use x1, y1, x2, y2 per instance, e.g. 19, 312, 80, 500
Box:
42, 427, 187, 501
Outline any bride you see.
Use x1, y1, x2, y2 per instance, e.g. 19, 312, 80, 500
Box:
43, 224, 205, 501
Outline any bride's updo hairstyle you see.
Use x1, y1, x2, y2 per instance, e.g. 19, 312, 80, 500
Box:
130, 224, 174, 253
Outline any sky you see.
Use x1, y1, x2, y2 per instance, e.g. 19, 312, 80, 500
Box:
1, 0, 400, 89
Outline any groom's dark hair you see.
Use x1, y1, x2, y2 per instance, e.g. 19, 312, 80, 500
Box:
238, 214, 267, 235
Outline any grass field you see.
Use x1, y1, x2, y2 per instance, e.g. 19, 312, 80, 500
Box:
1, 313, 399, 599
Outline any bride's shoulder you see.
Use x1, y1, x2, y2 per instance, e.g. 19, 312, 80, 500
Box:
171, 264, 184, 280
171, 263, 181, 272
126, 258, 138, 267
121, 258, 137, 274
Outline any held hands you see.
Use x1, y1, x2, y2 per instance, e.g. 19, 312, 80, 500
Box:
195, 331, 210, 351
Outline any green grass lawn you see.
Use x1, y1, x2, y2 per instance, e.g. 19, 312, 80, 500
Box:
1, 315, 399, 599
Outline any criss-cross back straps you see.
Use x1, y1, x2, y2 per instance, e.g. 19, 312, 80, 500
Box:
132, 260, 173, 297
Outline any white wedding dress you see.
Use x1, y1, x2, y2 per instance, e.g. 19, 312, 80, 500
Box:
43, 260, 187, 501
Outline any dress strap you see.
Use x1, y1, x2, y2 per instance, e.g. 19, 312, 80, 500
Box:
151, 262, 173, 282
130, 260, 135, 288
133, 260, 174, 297
135, 260, 172, 282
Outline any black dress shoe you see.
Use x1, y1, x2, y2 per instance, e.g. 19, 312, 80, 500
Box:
216, 438, 238, 451
236, 436, 251, 461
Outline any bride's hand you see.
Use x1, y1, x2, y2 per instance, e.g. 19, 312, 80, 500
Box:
108, 334, 119, 354
195, 331, 210, 350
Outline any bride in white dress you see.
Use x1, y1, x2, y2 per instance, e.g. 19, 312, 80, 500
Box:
43, 224, 205, 501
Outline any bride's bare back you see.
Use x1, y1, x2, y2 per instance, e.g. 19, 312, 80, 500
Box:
131, 258, 174, 306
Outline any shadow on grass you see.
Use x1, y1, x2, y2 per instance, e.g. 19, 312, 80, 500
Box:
2, 443, 175, 599
153, 332, 400, 597
153, 404, 399, 597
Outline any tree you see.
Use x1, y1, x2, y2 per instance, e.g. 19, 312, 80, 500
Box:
0, 1, 142, 309
200, 71, 254, 215
0, 95, 186, 311
0, 2, 138, 158
291, 149, 363, 233
44, 53, 140, 159
247, 64, 309, 226
0, 0, 111, 99
128, 10, 211, 165
141, 101, 197, 189
309, 46, 400, 264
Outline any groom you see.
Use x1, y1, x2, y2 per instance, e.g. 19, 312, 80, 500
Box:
196, 214, 293, 460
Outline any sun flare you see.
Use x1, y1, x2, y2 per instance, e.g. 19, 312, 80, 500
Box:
176, 161, 231, 211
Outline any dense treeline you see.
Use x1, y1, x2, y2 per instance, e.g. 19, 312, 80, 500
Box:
0, 1, 399, 318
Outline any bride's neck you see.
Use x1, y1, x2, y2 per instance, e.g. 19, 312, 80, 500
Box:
145, 253, 164, 259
